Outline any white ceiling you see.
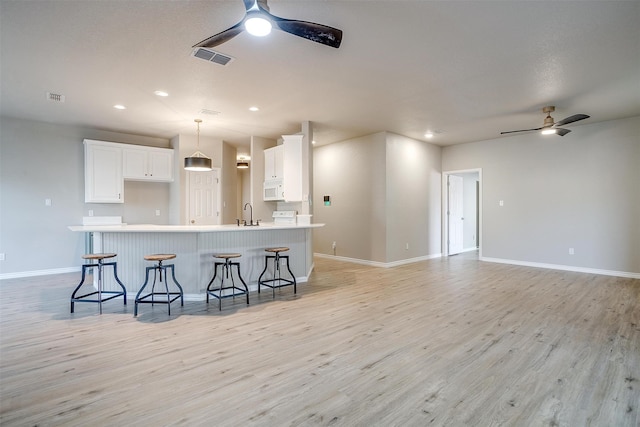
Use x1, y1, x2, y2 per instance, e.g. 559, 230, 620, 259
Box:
1, 1, 639, 153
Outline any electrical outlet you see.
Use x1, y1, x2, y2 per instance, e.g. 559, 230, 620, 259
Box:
405, 243, 409, 250
0, 253, 5, 261
332, 241, 336, 249
569, 248, 575, 255
45, 198, 52, 206
88, 210, 94, 217
155, 210, 161, 216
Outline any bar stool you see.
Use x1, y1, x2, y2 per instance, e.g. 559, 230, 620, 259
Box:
134, 254, 184, 316
258, 247, 296, 298
71, 253, 127, 314
206, 253, 249, 310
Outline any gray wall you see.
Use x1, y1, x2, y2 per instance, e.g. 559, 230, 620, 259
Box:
385, 133, 442, 262
221, 141, 238, 225
0, 117, 171, 275
0, 116, 239, 276
313, 132, 387, 261
442, 115, 640, 275
313, 131, 442, 264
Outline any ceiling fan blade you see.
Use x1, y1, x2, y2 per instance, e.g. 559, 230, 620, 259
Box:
193, 21, 245, 48
268, 12, 342, 48
555, 128, 571, 136
554, 114, 590, 127
243, 0, 258, 11
500, 127, 543, 135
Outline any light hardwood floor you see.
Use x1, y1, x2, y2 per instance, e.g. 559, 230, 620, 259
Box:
1, 253, 638, 426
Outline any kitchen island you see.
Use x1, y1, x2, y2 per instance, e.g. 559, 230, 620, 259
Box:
68, 223, 323, 299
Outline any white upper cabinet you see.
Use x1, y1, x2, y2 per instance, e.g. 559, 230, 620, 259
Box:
264, 144, 284, 181
263, 135, 303, 202
123, 146, 173, 182
84, 140, 123, 203
84, 139, 174, 203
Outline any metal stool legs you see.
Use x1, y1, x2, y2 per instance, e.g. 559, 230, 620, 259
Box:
71, 255, 127, 314
258, 249, 296, 298
134, 259, 184, 316
206, 255, 249, 310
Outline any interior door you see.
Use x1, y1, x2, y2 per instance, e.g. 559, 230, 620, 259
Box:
188, 169, 220, 225
448, 175, 464, 255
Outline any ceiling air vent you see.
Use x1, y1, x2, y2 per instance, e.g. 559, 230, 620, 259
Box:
46, 92, 65, 102
191, 48, 234, 66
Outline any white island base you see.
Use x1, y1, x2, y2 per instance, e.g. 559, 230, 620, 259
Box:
68, 224, 323, 300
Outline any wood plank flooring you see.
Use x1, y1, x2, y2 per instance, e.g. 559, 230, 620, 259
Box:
1, 253, 639, 426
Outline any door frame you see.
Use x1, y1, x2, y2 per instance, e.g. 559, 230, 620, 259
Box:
442, 168, 482, 257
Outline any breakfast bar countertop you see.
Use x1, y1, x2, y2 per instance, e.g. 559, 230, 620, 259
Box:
66, 222, 322, 296
68, 222, 324, 233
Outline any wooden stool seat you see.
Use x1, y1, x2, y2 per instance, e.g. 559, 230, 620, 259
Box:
82, 253, 117, 261
213, 253, 241, 259
258, 248, 296, 298
71, 253, 126, 314
265, 247, 290, 253
207, 253, 248, 310
144, 254, 176, 262
134, 254, 183, 316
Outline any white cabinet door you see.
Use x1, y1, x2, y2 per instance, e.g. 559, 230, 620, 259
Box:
122, 148, 148, 179
148, 150, 173, 181
84, 140, 123, 203
123, 147, 173, 181
264, 145, 284, 180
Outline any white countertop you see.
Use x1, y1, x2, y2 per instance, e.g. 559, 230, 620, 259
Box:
68, 222, 324, 233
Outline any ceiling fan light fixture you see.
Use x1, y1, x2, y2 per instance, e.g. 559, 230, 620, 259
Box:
245, 14, 272, 36
541, 128, 557, 135
184, 119, 212, 171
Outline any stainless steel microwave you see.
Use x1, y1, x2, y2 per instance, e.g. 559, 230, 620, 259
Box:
263, 179, 284, 201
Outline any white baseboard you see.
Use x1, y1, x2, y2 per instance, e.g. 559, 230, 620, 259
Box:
480, 257, 640, 279
0, 266, 81, 280
314, 253, 442, 268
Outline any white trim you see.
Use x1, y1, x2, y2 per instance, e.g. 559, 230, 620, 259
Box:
481, 257, 640, 279
314, 253, 442, 268
0, 266, 81, 280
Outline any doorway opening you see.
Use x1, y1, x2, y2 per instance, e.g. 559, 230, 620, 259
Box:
442, 169, 482, 257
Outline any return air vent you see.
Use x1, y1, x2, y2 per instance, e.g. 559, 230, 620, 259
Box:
46, 92, 65, 102
199, 109, 221, 116
191, 48, 234, 66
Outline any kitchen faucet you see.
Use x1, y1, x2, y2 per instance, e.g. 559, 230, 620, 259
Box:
243, 203, 259, 226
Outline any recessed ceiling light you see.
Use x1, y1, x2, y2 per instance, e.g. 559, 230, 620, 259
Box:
249, 106, 259, 112
425, 132, 434, 138
154, 90, 169, 97
312, 140, 316, 145
113, 104, 126, 110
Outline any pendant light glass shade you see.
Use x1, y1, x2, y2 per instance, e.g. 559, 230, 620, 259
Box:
184, 119, 212, 171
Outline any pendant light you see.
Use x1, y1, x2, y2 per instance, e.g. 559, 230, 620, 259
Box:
184, 119, 212, 171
